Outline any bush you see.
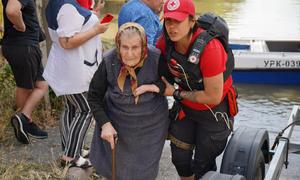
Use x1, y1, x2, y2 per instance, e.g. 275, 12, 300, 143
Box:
0, 63, 15, 141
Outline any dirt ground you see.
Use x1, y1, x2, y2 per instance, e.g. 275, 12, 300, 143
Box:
1, 122, 300, 180
0, 122, 178, 180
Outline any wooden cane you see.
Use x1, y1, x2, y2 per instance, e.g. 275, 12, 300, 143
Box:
112, 134, 118, 180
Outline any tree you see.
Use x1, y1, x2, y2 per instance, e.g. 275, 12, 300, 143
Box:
36, 0, 51, 111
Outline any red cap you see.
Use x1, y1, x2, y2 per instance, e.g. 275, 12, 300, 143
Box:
163, 0, 195, 21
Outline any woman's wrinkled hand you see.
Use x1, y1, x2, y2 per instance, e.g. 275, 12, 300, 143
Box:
134, 84, 159, 96
161, 76, 175, 96
101, 122, 117, 150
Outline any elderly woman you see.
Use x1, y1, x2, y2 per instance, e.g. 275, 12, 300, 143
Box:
88, 22, 169, 180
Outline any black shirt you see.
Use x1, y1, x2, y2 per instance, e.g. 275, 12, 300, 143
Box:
1, 0, 40, 46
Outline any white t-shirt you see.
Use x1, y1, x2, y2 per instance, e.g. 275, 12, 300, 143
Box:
43, 4, 102, 96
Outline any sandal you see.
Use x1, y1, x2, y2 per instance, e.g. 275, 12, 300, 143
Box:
69, 155, 92, 169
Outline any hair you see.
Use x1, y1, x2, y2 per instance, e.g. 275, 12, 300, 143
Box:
115, 22, 148, 61
189, 15, 198, 35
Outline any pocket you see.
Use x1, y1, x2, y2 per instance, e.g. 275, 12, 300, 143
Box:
169, 101, 186, 121
210, 130, 230, 156
227, 85, 238, 117
83, 49, 99, 67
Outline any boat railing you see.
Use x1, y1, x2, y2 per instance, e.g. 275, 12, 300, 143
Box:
265, 105, 300, 180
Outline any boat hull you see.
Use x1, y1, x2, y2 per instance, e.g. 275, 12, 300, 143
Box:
232, 69, 300, 85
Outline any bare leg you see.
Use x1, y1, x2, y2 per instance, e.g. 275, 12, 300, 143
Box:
20, 81, 48, 122
181, 175, 195, 180
61, 155, 74, 162
15, 87, 32, 110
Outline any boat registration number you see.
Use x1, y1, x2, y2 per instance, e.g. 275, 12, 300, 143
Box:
264, 60, 300, 68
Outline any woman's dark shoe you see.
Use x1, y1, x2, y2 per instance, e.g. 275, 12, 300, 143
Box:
27, 121, 48, 139
10, 113, 30, 144
15, 113, 48, 139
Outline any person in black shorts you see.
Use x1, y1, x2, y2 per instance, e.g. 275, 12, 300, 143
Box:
1, 0, 48, 144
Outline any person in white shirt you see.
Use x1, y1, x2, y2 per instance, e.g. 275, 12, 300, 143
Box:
44, 0, 109, 168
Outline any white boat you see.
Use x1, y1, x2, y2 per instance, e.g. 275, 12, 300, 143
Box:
229, 39, 300, 85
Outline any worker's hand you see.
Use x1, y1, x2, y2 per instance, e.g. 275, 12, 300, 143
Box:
161, 76, 175, 96
134, 84, 159, 96
101, 122, 117, 150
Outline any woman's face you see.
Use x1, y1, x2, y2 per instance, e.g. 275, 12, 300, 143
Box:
164, 17, 194, 42
119, 34, 142, 67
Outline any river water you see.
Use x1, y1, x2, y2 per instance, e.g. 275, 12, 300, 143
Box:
102, 0, 300, 141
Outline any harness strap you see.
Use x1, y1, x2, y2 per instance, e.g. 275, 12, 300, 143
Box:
168, 133, 195, 151
187, 31, 216, 64
224, 49, 234, 81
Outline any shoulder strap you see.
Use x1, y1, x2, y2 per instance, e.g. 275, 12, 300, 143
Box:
189, 30, 234, 82
187, 30, 217, 64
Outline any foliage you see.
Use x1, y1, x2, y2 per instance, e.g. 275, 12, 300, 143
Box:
0, 63, 15, 141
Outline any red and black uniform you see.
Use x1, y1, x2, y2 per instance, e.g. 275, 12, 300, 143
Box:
156, 27, 233, 178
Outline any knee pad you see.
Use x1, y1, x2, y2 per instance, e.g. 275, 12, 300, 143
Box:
171, 143, 194, 177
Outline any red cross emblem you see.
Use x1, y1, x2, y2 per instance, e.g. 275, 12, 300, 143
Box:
167, 0, 180, 11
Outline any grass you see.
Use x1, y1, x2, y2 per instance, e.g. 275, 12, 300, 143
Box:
0, 158, 99, 179
0, 161, 53, 179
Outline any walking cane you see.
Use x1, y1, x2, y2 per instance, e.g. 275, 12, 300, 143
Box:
112, 134, 118, 180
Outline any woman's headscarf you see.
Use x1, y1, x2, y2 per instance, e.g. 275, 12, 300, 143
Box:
115, 22, 148, 104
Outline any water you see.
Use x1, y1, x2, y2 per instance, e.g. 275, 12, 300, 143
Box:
102, 0, 300, 140
102, 0, 300, 40
234, 84, 300, 142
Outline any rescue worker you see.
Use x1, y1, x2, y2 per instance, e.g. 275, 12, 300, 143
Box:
156, 0, 237, 179
88, 22, 169, 180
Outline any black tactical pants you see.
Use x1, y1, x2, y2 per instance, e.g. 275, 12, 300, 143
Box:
169, 99, 231, 179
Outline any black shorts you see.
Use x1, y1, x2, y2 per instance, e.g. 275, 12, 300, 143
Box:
2, 45, 45, 89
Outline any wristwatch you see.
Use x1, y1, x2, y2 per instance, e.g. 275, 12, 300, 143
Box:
173, 89, 183, 101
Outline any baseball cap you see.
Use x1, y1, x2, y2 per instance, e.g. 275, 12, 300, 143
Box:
163, 0, 195, 22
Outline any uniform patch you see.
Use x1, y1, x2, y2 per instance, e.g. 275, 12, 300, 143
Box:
167, 0, 180, 11
189, 55, 197, 63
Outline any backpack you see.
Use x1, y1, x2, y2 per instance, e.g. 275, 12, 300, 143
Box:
197, 12, 229, 50
187, 12, 234, 81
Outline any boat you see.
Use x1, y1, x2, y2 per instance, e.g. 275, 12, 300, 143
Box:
229, 39, 300, 85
